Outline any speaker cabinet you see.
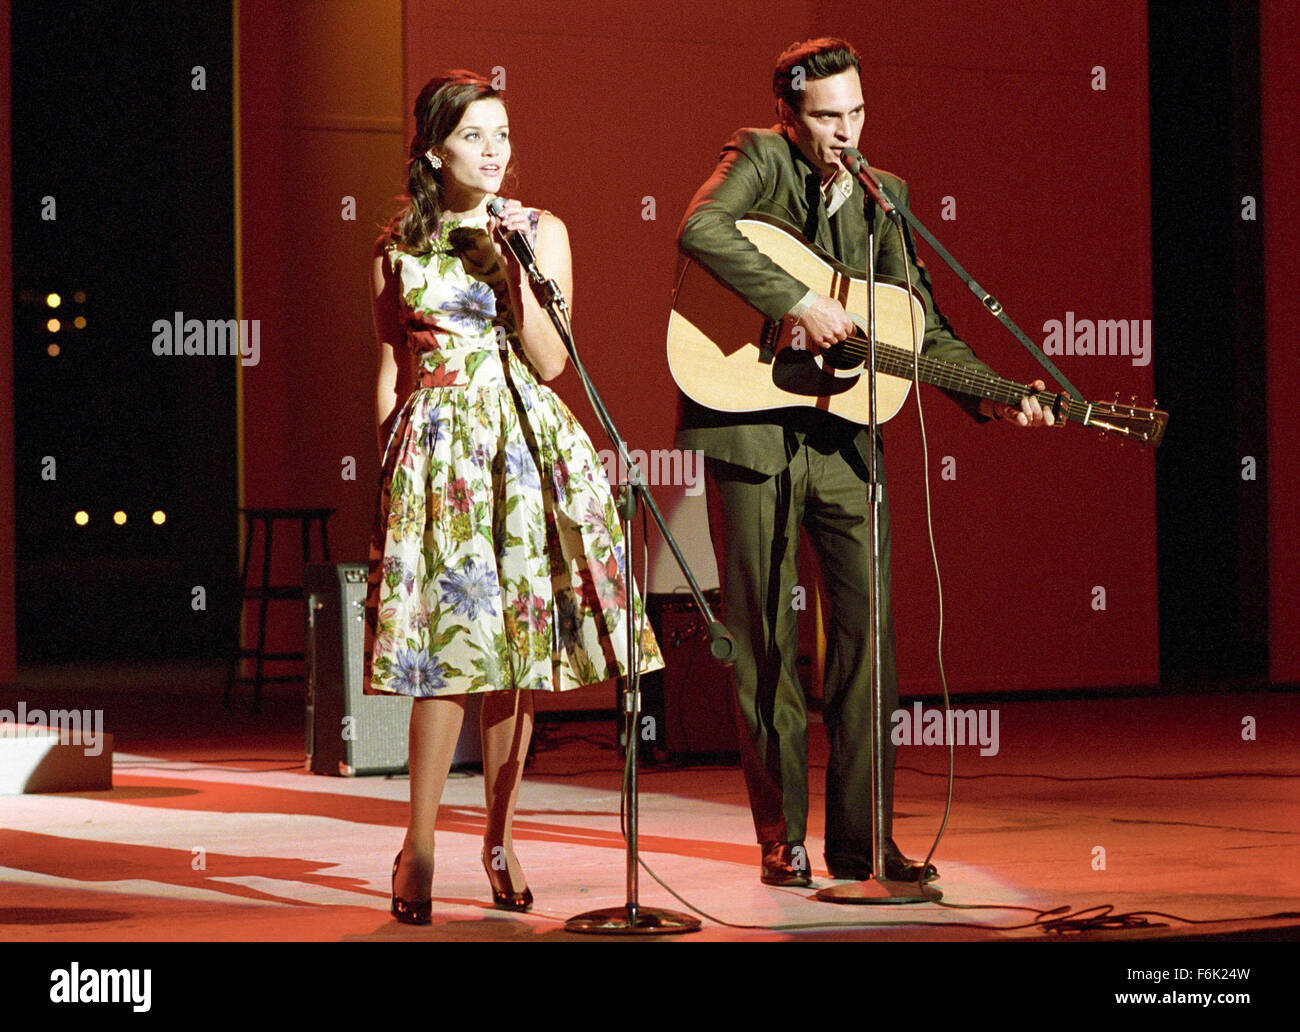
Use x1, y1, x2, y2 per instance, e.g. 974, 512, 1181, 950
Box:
642, 591, 738, 761
304, 562, 480, 776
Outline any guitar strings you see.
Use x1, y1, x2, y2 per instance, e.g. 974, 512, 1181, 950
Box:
830, 333, 1161, 437
835, 333, 1066, 413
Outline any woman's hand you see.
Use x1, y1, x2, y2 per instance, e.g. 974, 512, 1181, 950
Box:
487, 205, 572, 382
486, 197, 532, 280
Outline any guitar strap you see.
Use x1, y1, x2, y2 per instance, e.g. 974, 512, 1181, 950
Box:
872, 180, 1086, 404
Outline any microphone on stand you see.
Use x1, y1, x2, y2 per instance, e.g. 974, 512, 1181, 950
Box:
840, 147, 897, 217
486, 195, 544, 284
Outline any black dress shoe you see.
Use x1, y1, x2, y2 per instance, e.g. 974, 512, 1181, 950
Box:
760, 841, 813, 887
481, 850, 533, 913
882, 851, 939, 884
825, 842, 939, 884
390, 850, 432, 925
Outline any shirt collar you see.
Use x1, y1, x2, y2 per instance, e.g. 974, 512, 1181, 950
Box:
822, 167, 854, 217
778, 125, 855, 217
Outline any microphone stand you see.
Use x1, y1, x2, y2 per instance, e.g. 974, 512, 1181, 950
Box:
813, 186, 935, 906
514, 262, 729, 935
813, 148, 1090, 903
840, 152, 1085, 403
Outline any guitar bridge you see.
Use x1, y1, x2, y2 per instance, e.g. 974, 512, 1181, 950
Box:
759, 319, 779, 365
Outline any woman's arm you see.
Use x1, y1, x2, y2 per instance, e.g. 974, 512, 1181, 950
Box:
371, 239, 412, 455
490, 205, 573, 381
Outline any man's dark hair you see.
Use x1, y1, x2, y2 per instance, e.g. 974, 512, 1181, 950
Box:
772, 37, 861, 113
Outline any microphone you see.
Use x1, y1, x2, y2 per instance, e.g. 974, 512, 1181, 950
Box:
486, 195, 544, 284
840, 147, 896, 216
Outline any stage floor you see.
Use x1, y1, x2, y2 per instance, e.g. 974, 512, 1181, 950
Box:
1, 665, 1297, 943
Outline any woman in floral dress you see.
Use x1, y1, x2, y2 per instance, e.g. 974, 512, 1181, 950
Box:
365, 70, 662, 923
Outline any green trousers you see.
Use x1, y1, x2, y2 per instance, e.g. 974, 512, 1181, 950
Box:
705, 440, 899, 864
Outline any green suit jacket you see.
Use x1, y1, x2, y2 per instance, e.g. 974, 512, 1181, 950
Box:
674, 126, 992, 475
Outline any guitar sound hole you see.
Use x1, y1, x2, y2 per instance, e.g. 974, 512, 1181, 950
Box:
820, 342, 863, 371
771, 348, 858, 397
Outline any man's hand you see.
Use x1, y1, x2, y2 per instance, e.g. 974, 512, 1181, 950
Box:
980, 379, 1056, 427
793, 294, 856, 352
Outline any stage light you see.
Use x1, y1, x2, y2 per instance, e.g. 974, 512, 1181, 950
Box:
74, 316, 86, 329
152, 510, 166, 525
75, 511, 89, 526
46, 318, 61, 333
46, 293, 61, 308
73, 291, 86, 303
47, 343, 60, 357
113, 511, 127, 526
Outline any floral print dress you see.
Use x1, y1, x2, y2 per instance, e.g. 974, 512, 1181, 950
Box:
364, 210, 663, 696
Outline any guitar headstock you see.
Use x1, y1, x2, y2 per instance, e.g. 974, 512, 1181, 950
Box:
1081, 395, 1168, 447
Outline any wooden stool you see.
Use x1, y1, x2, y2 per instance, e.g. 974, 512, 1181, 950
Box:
224, 507, 335, 712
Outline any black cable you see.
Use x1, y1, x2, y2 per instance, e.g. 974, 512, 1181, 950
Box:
896, 213, 956, 897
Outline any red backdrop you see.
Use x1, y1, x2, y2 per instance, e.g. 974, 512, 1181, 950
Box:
0, 0, 13, 683
1262, 0, 1300, 683
6, 3, 1295, 690
238, 0, 1160, 695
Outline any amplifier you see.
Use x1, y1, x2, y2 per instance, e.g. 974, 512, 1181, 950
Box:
642, 590, 738, 761
304, 562, 480, 776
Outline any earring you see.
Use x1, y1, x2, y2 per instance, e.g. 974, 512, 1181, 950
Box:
426, 151, 442, 170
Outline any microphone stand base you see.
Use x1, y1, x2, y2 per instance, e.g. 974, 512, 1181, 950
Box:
565, 904, 702, 935
815, 879, 940, 905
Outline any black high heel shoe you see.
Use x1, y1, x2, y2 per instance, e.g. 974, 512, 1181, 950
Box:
390, 850, 431, 925
481, 849, 533, 913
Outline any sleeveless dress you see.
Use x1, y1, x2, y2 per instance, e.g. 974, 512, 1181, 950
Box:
363, 209, 664, 696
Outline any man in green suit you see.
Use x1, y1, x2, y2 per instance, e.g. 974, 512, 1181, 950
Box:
676, 37, 1052, 886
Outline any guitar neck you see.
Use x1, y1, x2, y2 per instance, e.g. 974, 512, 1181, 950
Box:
851, 335, 1091, 423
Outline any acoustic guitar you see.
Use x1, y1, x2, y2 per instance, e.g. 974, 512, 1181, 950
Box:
666, 215, 1167, 446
